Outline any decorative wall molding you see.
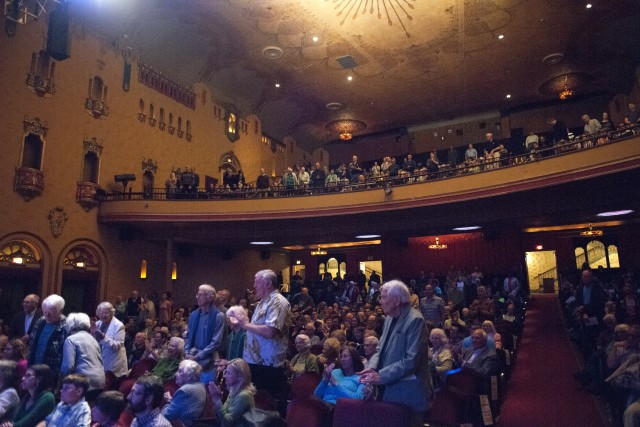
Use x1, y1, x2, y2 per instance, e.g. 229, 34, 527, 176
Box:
48, 206, 68, 238
138, 62, 196, 110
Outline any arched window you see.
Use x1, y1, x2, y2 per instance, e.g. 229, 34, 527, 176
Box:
159, 108, 165, 130
586, 240, 607, 269
318, 263, 326, 276
575, 247, 586, 270
22, 133, 43, 170
326, 258, 339, 280
608, 245, 620, 268
177, 117, 184, 138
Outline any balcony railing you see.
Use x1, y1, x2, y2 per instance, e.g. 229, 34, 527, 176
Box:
101, 122, 640, 202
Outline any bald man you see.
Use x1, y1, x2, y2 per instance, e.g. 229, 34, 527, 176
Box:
10, 293, 42, 341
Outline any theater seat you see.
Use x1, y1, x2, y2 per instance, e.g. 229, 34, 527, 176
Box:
289, 371, 322, 400
286, 397, 330, 427
332, 398, 413, 427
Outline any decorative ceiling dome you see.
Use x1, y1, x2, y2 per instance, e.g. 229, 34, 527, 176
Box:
325, 119, 367, 141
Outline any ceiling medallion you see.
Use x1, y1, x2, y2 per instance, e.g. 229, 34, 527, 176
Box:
325, 102, 343, 111
326, 119, 366, 141
428, 237, 447, 250
329, 0, 415, 38
542, 53, 565, 66
262, 46, 283, 60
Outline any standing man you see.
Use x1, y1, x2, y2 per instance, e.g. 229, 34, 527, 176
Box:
484, 133, 504, 164
128, 376, 171, 427
9, 293, 41, 341
310, 162, 326, 193
185, 284, 225, 370
359, 280, 432, 427
126, 290, 142, 320
93, 301, 129, 382
232, 269, 291, 400
256, 168, 271, 197
419, 284, 445, 328
548, 117, 569, 144
28, 294, 67, 386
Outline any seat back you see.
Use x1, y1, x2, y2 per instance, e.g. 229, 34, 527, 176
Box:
254, 389, 277, 411
332, 398, 413, 427
286, 397, 330, 427
446, 368, 483, 396
290, 371, 322, 400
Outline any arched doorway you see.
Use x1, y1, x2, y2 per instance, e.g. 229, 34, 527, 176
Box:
0, 239, 43, 324
61, 245, 101, 314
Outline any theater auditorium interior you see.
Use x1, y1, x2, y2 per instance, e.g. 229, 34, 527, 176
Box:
1, 0, 640, 426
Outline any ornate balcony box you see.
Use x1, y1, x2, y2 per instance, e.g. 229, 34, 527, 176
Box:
158, 122, 166, 131
13, 167, 44, 201
185, 133, 192, 142
76, 182, 102, 211
148, 117, 157, 127
26, 74, 55, 97
168, 126, 175, 135
138, 113, 146, 122
85, 98, 109, 118
177, 130, 184, 138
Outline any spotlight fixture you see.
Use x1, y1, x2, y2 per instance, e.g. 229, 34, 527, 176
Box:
586, 3, 592, 8
428, 237, 447, 250
310, 246, 327, 256
597, 209, 634, 217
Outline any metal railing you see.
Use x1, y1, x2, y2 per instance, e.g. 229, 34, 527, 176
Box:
102, 122, 640, 202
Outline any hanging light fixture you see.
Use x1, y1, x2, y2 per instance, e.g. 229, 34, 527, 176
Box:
428, 237, 448, 250
310, 246, 327, 256
579, 224, 603, 237
325, 119, 367, 141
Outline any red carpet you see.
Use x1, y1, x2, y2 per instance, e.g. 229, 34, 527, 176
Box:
498, 294, 605, 427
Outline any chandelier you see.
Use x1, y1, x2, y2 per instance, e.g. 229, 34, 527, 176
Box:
310, 246, 327, 256
538, 72, 592, 100
325, 119, 366, 141
579, 224, 603, 237
428, 237, 447, 250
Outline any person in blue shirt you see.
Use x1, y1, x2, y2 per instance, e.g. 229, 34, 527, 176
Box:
314, 346, 365, 406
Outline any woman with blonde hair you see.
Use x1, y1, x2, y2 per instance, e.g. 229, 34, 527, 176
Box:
208, 358, 256, 426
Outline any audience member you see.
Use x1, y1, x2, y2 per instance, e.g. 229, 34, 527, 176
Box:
9, 295, 41, 341
0, 361, 19, 424
91, 391, 127, 427
127, 376, 171, 427
8, 364, 55, 427
2, 339, 27, 381
185, 284, 225, 370
461, 329, 500, 377
39, 374, 91, 427
93, 302, 129, 381
208, 359, 256, 427
28, 294, 67, 386
314, 346, 365, 406
161, 360, 207, 427
288, 334, 319, 379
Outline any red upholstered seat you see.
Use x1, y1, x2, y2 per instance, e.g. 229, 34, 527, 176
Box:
332, 398, 413, 427
289, 371, 322, 400
286, 397, 330, 427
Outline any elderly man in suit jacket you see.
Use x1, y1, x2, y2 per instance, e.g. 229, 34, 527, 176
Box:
161, 359, 207, 426
359, 280, 433, 427
93, 301, 129, 380
9, 294, 42, 341
185, 284, 225, 370
461, 329, 500, 377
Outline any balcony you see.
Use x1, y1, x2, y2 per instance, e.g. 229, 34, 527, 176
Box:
13, 167, 44, 201
76, 182, 103, 211
85, 98, 109, 118
26, 73, 55, 97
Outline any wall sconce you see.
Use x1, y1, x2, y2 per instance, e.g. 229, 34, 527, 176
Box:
140, 259, 147, 279
171, 262, 177, 281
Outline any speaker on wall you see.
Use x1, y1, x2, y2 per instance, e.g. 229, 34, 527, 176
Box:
47, 5, 70, 61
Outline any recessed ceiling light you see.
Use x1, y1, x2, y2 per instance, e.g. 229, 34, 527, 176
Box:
312, 36, 319, 42
498, 34, 505, 39
250, 241, 274, 245
506, 94, 511, 99
586, 3, 592, 9
347, 75, 353, 81
596, 209, 634, 217
356, 234, 381, 239
453, 226, 482, 231
274, 83, 280, 88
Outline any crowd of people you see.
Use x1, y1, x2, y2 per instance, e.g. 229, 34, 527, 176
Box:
562, 267, 640, 426
144, 106, 640, 201
0, 265, 535, 426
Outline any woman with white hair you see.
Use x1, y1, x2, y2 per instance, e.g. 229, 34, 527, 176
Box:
93, 301, 128, 380
429, 328, 454, 387
61, 312, 105, 399
287, 334, 319, 378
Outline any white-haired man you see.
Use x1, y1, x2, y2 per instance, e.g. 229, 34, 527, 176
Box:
232, 269, 291, 400
185, 284, 225, 370
359, 280, 432, 427
28, 294, 67, 385
93, 301, 129, 380
161, 359, 207, 426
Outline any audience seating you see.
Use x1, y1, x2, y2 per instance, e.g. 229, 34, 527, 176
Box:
289, 371, 322, 400
332, 398, 413, 427
286, 397, 330, 427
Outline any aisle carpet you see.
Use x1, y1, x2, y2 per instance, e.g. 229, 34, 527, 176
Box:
498, 294, 605, 427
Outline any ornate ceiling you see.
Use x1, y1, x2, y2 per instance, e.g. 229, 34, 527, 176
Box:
71, 0, 640, 151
